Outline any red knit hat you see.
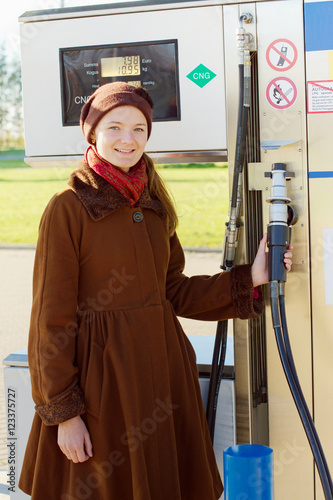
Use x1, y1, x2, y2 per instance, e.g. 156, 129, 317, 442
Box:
80, 82, 153, 144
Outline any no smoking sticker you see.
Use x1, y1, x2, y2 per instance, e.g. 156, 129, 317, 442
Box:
266, 39, 298, 72
266, 77, 297, 109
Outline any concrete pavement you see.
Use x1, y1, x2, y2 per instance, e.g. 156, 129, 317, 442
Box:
0, 248, 35, 498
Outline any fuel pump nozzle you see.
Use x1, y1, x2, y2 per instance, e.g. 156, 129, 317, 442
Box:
265, 162, 295, 282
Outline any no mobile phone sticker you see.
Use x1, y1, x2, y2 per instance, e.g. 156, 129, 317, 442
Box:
266, 39, 298, 72
307, 81, 333, 113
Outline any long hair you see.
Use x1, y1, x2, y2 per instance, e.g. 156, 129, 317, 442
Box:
143, 153, 178, 235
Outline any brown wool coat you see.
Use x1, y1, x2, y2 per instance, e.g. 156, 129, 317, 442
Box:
19, 162, 264, 500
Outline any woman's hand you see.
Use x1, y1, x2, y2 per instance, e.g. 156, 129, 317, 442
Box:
58, 415, 93, 463
251, 234, 293, 288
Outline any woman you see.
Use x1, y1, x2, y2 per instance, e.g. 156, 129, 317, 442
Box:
19, 82, 292, 500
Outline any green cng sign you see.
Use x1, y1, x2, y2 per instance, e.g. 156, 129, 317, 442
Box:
186, 64, 217, 88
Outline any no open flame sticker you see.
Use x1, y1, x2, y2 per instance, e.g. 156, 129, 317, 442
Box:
266, 77, 297, 110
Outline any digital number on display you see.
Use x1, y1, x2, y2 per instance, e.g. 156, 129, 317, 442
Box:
101, 56, 141, 77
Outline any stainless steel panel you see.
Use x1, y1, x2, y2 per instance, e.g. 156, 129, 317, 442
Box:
225, 0, 314, 497
253, 0, 313, 497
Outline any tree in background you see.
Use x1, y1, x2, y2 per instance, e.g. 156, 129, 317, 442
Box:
7, 56, 24, 148
0, 42, 7, 144
0, 42, 24, 151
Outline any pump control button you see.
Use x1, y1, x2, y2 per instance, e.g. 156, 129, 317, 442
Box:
133, 211, 143, 223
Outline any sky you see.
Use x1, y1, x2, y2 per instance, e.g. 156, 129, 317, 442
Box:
1, 0, 115, 56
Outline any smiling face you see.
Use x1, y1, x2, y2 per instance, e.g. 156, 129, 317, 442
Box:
91, 105, 148, 172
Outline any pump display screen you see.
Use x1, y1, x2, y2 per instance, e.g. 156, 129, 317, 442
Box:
60, 40, 180, 126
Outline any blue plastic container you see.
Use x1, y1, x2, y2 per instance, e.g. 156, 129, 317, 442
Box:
223, 444, 274, 499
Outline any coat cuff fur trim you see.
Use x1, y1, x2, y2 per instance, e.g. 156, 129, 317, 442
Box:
230, 264, 264, 320
35, 385, 86, 426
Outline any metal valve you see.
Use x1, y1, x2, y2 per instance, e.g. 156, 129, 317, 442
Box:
236, 13, 253, 49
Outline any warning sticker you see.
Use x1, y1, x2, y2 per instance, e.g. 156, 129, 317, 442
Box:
266, 77, 297, 110
266, 39, 298, 72
307, 80, 333, 114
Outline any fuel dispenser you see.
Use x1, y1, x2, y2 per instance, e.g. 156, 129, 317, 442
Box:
7, 0, 333, 498
18, 1, 227, 165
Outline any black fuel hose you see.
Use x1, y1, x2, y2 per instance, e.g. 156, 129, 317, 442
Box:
226, 61, 250, 269
278, 292, 333, 496
231, 63, 246, 209
206, 60, 248, 442
270, 282, 333, 499
206, 320, 228, 441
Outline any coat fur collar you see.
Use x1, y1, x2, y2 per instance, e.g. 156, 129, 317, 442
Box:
68, 161, 166, 221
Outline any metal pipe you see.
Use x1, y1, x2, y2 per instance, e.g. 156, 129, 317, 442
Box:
207, 13, 253, 443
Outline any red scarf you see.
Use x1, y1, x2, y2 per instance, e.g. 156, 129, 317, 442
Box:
85, 146, 148, 207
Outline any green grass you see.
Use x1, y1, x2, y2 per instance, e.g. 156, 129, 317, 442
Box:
0, 167, 75, 244
0, 149, 25, 156
0, 159, 26, 169
0, 150, 25, 169
0, 165, 229, 247
158, 167, 228, 247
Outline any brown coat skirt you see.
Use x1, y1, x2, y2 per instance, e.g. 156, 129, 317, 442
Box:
19, 163, 263, 500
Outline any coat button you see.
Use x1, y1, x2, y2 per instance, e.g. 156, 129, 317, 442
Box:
133, 211, 143, 223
